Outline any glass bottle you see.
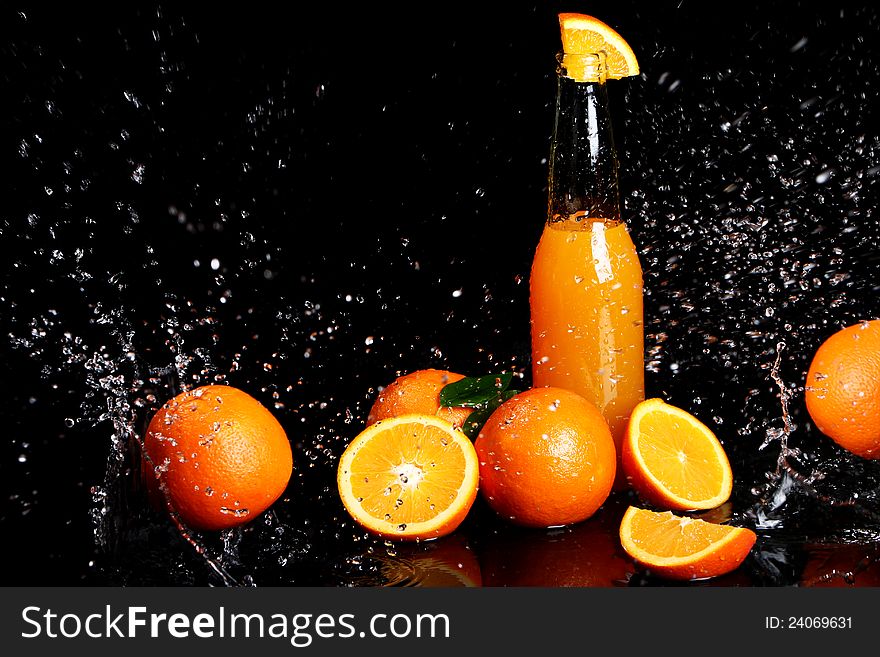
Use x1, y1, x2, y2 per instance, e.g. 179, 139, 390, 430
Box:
530, 52, 644, 484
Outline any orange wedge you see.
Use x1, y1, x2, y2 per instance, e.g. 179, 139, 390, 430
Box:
337, 414, 479, 541
619, 506, 757, 581
622, 398, 733, 511
559, 13, 639, 79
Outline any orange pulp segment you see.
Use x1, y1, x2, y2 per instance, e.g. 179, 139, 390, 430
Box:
559, 13, 639, 80
337, 414, 479, 541
623, 398, 733, 510
619, 506, 757, 581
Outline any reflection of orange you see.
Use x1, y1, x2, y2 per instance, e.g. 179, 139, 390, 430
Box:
481, 501, 632, 586
801, 544, 880, 587
367, 369, 472, 428
380, 534, 482, 587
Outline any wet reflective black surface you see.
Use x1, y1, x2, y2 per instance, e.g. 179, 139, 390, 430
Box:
2, 2, 879, 585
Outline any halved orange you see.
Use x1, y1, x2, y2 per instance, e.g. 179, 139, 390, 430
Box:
619, 506, 757, 581
337, 414, 479, 541
559, 13, 640, 80
622, 398, 733, 511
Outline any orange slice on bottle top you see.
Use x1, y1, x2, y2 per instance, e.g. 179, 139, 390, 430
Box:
559, 13, 640, 80
337, 414, 479, 541
619, 506, 757, 581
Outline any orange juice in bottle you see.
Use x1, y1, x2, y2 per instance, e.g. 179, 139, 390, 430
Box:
531, 18, 644, 485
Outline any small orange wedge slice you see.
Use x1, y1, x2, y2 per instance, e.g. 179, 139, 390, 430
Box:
559, 13, 640, 79
337, 414, 479, 541
622, 398, 733, 511
619, 506, 757, 581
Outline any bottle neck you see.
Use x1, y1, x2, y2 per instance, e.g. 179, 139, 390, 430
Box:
547, 55, 621, 226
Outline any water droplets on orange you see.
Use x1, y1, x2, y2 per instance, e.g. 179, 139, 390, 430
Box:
337, 414, 479, 541
475, 387, 616, 528
143, 385, 293, 531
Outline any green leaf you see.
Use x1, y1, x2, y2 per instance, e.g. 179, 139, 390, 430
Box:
439, 372, 514, 408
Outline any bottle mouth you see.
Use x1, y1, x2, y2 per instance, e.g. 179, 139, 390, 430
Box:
556, 52, 607, 83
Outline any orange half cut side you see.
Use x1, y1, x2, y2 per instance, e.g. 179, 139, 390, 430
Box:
337, 414, 479, 541
623, 398, 733, 510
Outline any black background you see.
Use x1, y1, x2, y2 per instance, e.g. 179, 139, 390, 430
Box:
1, 2, 879, 585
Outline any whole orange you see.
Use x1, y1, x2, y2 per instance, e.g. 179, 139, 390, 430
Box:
143, 385, 293, 531
474, 387, 616, 528
805, 320, 880, 459
367, 369, 471, 428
